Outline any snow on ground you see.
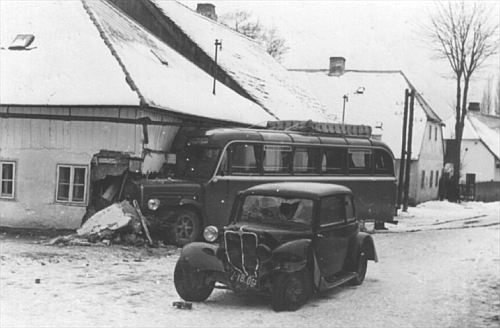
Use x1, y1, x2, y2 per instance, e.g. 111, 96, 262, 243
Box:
375, 200, 500, 233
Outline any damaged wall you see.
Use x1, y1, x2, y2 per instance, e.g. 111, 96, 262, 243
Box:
0, 105, 182, 230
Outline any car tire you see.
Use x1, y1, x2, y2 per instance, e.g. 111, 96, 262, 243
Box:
174, 261, 215, 302
170, 209, 201, 247
349, 249, 368, 286
271, 268, 311, 312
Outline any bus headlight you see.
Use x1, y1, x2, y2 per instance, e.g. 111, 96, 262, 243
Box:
147, 198, 161, 211
203, 226, 219, 242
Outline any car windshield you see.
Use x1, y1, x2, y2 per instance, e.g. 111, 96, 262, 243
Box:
238, 195, 313, 225
176, 146, 221, 180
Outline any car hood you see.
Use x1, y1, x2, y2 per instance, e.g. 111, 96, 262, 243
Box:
224, 221, 313, 250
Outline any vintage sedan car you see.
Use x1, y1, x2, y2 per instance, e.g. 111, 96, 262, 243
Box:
173, 182, 378, 312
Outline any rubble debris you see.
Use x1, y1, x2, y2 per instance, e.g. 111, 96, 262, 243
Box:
173, 302, 192, 310
77, 200, 136, 236
47, 200, 158, 247
133, 200, 153, 246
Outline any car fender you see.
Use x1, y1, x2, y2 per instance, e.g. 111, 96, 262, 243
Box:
354, 233, 378, 262
178, 199, 208, 222
177, 242, 225, 273
272, 239, 311, 273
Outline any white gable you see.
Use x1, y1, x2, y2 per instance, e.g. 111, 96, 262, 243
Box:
0, 0, 275, 126
290, 70, 432, 160
0, 0, 139, 106
149, 0, 333, 122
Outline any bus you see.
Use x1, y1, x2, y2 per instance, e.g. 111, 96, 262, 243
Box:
133, 121, 397, 246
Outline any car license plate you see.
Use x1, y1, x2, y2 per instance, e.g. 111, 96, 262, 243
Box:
231, 272, 258, 288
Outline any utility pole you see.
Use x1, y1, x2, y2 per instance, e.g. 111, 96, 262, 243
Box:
403, 89, 415, 212
397, 89, 410, 214
342, 94, 348, 124
212, 39, 222, 95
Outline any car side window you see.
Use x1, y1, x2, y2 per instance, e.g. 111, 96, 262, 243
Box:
319, 196, 345, 226
345, 196, 355, 222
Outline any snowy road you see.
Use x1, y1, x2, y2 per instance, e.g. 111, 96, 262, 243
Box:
1, 202, 499, 328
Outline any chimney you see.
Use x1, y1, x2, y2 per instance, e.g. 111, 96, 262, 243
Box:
468, 102, 480, 111
329, 57, 346, 76
196, 3, 217, 21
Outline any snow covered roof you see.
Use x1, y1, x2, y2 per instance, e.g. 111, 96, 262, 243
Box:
146, 0, 333, 122
444, 112, 500, 161
289, 69, 443, 160
0, 0, 275, 126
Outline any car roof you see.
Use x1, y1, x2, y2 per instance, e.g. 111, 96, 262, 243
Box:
241, 182, 353, 198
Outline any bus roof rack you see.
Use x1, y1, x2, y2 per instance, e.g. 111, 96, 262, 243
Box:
267, 120, 372, 137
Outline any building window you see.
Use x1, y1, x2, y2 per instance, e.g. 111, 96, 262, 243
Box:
56, 165, 88, 204
1, 161, 16, 199
421, 170, 426, 189
436, 171, 439, 187
429, 126, 432, 140
430, 170, 434, 188
435, 127, 438, 141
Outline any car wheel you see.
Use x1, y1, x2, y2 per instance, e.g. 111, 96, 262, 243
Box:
170, 210, 201, 247
349, 249, 368, 286
174, 261, 215, 302
271, 269, 311, 312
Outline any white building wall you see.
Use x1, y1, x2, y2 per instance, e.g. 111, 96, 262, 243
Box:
0, 106, 181, 229
414, 122, 444, 204
460, 140, 497, 182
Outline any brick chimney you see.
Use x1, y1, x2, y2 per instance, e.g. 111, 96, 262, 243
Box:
329, 57, 346, 76
468, 102, 480, 111
196, 3, 217, 21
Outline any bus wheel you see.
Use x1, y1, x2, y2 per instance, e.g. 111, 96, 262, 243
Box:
170, 210, 201, 247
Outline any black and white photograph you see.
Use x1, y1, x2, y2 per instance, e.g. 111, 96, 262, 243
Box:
1, 1, 499, 327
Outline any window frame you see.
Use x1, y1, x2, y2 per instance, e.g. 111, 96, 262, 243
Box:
347, 148, 372, 175
55, 164, 89, 205
1, 160, 16, 200
318, 195, 347, 227
421, 170, 426, 189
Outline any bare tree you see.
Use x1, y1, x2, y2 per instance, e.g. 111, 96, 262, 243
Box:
496, 76, 500, 116
481, 75, 493, 114
219, 10, 289, 62
422, 1, 499, 200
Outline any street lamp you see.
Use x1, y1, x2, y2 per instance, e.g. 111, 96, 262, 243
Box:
342, 94, 348, 124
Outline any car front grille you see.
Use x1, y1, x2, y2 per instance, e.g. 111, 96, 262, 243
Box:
224, 229, 259, 276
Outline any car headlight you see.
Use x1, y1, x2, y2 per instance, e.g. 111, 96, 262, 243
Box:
203, 226, 219, 242
147, 198, 161, 211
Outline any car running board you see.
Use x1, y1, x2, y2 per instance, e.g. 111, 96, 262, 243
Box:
320, 271, 358, 291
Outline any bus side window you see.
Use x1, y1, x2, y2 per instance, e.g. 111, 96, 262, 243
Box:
263, 145, 292, 174
217, 149, 228, 175
374, 149, 394, 175
348, 149, 372, 175
293, 147, 320, 174
322, 148, 346, 175
231, 144, 258, 175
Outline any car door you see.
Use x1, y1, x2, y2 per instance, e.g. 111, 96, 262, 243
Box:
313, 194, 350, 278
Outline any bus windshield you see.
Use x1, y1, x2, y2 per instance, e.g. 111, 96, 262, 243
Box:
176, 146, 221, 179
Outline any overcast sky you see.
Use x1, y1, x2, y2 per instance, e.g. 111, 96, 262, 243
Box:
181, 1, 500, 121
